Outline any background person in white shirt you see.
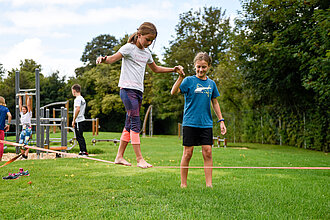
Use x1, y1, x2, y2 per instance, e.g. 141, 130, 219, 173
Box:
72, 84, 88, 156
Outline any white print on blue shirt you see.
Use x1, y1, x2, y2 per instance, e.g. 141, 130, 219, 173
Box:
194, 84, 212, 97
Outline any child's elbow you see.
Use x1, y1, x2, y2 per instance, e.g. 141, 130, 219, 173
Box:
171, 89, 178, 95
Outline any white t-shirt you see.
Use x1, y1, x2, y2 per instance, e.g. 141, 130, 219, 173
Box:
118, 43, 154, 92
74, 95, 86, 123
20, 111, 32, 127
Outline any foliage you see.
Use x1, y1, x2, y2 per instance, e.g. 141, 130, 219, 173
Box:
40, 71, 69, 107
75, 34, 118, 76
0, 63, 5, 79
235, 0, 329, 150
164, 6, 231, 75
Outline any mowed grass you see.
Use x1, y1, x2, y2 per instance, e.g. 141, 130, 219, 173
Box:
0, 132, 329, 219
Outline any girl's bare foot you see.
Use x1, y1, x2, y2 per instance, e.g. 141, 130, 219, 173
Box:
137, 160, 152, 168
114, 157, 131, 166
180, 184, 187, 188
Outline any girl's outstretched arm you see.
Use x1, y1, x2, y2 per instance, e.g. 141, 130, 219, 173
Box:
148, 62, 184, 75
96, 52, 123, 64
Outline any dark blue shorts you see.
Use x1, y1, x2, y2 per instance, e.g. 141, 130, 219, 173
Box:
120, 88, 143, 133
183, 126, 213, 146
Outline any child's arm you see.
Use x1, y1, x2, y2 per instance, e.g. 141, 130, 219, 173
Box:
96, 52, 123, 64
148, 62, 184, 75
171, 75, 185, 95
27, 96, 32, 113
19, 95, 22, 112
211, 98, 227, 135
5, 112, 12, 132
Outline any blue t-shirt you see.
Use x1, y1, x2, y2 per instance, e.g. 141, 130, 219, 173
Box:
0, 105, 9, 130
180, 75, 220, 128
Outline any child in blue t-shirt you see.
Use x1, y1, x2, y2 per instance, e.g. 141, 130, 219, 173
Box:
0, 96, 12, 161
171, 52, 227, 188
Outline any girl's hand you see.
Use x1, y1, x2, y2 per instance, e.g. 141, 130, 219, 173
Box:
220, 122, 227, 135
174, 65, 185, 77
96, 56, 107, 64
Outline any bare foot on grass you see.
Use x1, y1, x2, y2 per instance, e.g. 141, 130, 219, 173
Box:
115, 157, 131, 166
137, 160, 152, 169
180, 184, 187, 188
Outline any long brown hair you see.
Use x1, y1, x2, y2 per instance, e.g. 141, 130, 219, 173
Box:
128, 22, 158, 44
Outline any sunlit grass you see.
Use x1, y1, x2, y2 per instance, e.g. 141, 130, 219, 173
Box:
0, 132, 329, 219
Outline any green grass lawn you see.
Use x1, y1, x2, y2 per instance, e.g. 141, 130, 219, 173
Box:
1, 132, 329, 219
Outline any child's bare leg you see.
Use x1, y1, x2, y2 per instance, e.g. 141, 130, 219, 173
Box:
180, 146, 194, 188
202, 145, 213, 187
24, 148, 29, 156
115, 140, 131, 166
132, 144, 152, 168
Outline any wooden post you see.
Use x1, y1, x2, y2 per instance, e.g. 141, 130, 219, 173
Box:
96, 118, 99, 136
92, 119, 95, 136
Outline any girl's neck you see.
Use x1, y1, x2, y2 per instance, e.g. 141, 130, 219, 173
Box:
196, 75, 207, 80
135, 41, 144, 50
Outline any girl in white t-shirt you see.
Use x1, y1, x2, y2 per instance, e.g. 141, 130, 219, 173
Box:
19, 95, 32, 159
96, 22, 184, 168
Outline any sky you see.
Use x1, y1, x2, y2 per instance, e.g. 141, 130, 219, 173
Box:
0, 0, 242, 79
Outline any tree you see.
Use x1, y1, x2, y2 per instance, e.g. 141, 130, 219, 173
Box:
40, 71, 68, 107
235, 0, 329, 150
164, 6, 231, 75
76, 34, 118, 76
0, 63, 5, 79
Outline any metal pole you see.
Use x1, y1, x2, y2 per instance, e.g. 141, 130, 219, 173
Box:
15, 71, 20, 154
53, 108, 56, 133
64, 108, 67, 148
40, 107, 44, 158
46, 109, 50, 149
60, 107, 65, 148
35, 68, 41, 158
65, 100, 69, 131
